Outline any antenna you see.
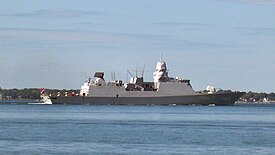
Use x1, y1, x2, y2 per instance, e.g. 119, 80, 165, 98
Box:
135, 64, 138, 77
111, 71, 114, 81
126, 70, 128, 82
160, 53, 163, 61
127, 70, 134, 78
141, 64, 145, 77
111, 71, 116, 81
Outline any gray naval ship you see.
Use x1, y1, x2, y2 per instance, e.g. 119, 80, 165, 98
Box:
43, 58, 244, 105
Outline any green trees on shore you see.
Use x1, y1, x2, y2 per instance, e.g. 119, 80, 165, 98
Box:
0, 88, 79, 100
0, 88, 274, 102
241, 91, 275, 102
0, 88, 41, 100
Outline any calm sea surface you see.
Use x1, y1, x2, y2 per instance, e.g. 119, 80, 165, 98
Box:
0, 103, 275, 155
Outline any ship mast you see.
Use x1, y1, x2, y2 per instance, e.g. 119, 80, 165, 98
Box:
153, 57, 169, 82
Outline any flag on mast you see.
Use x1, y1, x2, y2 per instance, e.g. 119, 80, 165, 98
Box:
40, 88, 45, 94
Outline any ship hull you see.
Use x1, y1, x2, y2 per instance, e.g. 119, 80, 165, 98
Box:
49, 92, 244, 106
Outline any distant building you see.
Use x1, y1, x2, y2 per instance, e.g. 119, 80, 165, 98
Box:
0, 94, 2, 100
6, 96, 12, 100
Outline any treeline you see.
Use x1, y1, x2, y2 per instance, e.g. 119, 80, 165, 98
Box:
0, 88, 275, 101
241, 91, 275, 102
0, 88, 79, 100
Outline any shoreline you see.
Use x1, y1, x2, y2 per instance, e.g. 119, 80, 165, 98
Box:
1, 99, 275, 105
0, 99, 42, 104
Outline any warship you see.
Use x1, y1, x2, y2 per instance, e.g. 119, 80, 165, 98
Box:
41, 58, 244, 105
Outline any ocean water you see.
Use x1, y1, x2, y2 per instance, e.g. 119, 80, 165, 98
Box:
0, 104, 275, 155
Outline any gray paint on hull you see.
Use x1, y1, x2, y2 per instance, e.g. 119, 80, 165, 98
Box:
50, 92, 245, 106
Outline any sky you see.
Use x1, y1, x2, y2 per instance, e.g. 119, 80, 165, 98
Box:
0, 0, 274, 92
